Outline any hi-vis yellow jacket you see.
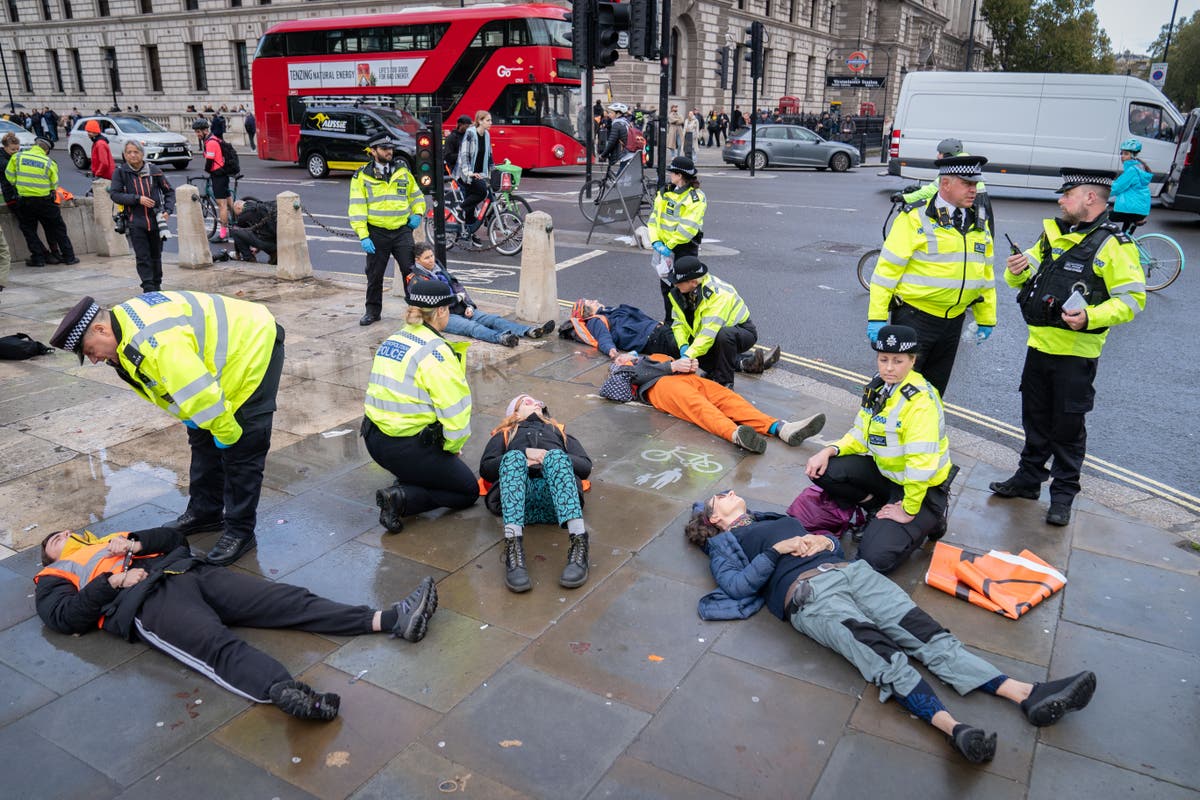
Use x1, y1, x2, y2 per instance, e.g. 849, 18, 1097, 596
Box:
833, 370, 952, 515
648, 184, 706, 250
348, 162, 426, 238
869, 199, 996, 325
6, 146, 57, 197
668, 274, 750, 358
364, 323, 472, 453
110, 291, 277, 446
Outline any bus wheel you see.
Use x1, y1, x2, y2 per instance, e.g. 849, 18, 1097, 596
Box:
305, 152, 330, 179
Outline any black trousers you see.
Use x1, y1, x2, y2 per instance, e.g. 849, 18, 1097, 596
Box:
128, 225, 164, 292
364, 223, 414, 315
135, 565, 375, 702
1014, 347, 1096, 505
461, 177, 488, 225
1108, 210, 1145, 233
890, 303, 964, 399
185, 326, 285, 541
642, 324, 680, 359
230, 227, 276, 263
698, 320, 758, 389
11, 201, 48, 259
17, 195, 74, 261
814, 454, 949, 574
660, 238, 701, 323
362, 417, 479, 515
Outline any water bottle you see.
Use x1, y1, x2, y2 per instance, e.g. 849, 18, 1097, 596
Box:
962, 320, 978, 344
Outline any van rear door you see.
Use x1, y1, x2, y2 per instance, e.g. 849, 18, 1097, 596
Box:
1124, 94, 1184, 194
1161, 109, 1200, 211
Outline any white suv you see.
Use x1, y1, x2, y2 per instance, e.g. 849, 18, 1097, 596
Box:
68, 114, 192, 172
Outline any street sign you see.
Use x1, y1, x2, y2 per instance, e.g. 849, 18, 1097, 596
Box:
846, 51, 869, 72
1150, 62, 1168, 88
826, 75, 885, 89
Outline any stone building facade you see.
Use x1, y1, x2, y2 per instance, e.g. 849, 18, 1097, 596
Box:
0, 0, 988, 123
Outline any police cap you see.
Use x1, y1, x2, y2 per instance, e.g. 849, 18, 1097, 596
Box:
668, 156, 697, 178
49, 295, 101, 363
1056, 168, 1116, 194
873, 324, 920, 354
367, 134, 399, 149
935, 154, 987, 180
407, 280, 455, 308
670, 256, 708, 284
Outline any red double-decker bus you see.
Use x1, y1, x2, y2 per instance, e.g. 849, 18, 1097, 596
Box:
252, 3, 588, 172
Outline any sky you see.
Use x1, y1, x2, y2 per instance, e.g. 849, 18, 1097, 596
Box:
1094, 0, 1200, 54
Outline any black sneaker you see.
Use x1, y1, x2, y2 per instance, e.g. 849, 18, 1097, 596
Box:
526, 320, 556, 339
498, 332, 519, 348
206, 532, 256, 566
359, 312, 381, 327
164, 509, 225, 536
269, 680, 340, 721
988, 477, 1040, 500
390, 577, 436, 642
1045, 503, 1072, 527
63, 257, 81, 266
948, 724, 997, 764
375, 485, 406, 533
1021, 671, 1096, 727
732, 425, 768, 454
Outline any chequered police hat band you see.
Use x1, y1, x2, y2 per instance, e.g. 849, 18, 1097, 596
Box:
1061, 171, 1113, 187
407, 291, 454, 308
63, 302, 100, 351
939, 163, 983, 177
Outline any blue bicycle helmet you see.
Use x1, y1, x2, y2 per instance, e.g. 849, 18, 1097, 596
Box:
1119, 138, 1142, 153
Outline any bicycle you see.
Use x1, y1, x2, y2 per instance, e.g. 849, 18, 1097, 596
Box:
856, 190, 910, 291
1127, 220, 1185, 291
491, 161, 532, 221
185, 173, 259, 239
640, 445, 724, 474
577, 157, 656, 223
423, 175, 523, 256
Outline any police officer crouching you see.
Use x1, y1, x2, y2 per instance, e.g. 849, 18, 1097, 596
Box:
349, 134, 426, 326
989, 168, 1145, 527
362, 280, 478, 533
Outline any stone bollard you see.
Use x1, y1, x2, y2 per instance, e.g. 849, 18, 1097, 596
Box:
91, 180, 129, 257
515, 211, 558, 323
274, 190, 313, 280
391, 213, 426, 296
175, 184, 213, 270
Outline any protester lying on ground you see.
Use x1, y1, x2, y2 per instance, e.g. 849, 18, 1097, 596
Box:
565, 298, 678, 359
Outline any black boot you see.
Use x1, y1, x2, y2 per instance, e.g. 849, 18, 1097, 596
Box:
163, 508, 225, 536
376, 485, 406, 533
269, 680, 340, 721
948, 723, 997, 764
559, 533, 589, 588
504, 537, 531, 593
205, 532, 256, 566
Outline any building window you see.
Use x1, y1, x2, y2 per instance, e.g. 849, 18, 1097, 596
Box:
230, 0, 241, 6
139, 0, 151, 12
805, 54, 815, 99
146, 45, 163, 92
765, 0, 771, 17
15, 51, 32, 93
97, 0, 109, 16
827, 2, 835, 32
40, 0, 52, 20
190, 43, 208, 91
47, 50, 64, 92
808, 0, 817, 26
70, 48, 84, 91
104, 46, 120, 92
6, 0, 18, 21
258, 0, 269, 5
185, 0, 197, 7
63, 0, 71, 17
234, 40, 251, 90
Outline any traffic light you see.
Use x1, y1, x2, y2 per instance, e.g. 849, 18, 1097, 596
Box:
714, 46, 729, 90
628, 0, 656, 59
564, 0, 592, 70
744, 21, 764, 80
415, 129, 435, 191
593, 1, 622, 68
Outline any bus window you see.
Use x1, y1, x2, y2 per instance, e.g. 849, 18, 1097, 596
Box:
529, 17, 570, 47
491, 85, 540, 125
284, 30, 326, 56
391, 23, 448, 51
471, 19, 533, 48
542, 85, 579, 140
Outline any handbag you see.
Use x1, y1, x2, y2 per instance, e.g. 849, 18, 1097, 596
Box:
598, 364, 637, 402
0, 333, 53, 360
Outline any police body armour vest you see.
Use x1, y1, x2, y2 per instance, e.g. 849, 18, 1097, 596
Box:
1016, 222, 1117, 334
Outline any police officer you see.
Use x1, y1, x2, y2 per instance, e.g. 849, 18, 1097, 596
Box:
362, 280, 478, 533
867, 154, 996, 398
668, 256, 781, 389
649, 155, 707, 320
805, 324, 955, 573
49, 291, 285, 566
989, 169, 1145, 527
349, 134, 426, 326
893, 138, 994, 236
5, 137, 78, 266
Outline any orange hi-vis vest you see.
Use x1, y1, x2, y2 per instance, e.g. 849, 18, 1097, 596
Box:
925, 542, 1066, 620
570, 314, 609, 349
35, 534, 139, 626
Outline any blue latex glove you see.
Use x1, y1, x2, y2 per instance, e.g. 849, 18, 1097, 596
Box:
679, 344, 688, 357
213, 438, 233, 450
360, 238, 376, 255
867, 321, 886, 343
975, 324, 994, 343
182, 419, 199, 430
407, 215, 421, 229
652, 241, 671, 257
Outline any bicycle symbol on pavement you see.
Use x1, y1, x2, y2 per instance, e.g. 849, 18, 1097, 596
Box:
640, 446, 725, 474
453, 267, 516, 285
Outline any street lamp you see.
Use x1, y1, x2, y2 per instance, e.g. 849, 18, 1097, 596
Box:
103, 50, 119, 112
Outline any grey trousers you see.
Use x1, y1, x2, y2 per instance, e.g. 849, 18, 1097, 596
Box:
789, 561, 999, 702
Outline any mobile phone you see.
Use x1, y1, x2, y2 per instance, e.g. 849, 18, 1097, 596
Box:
1062, 290, 1087, 312
1004, 233, 1021, 255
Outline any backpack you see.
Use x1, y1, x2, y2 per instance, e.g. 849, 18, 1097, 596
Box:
623, 120, 646, 153
217, 139, 240, 175
785, 485, 865, 538
0, 333, 52, 360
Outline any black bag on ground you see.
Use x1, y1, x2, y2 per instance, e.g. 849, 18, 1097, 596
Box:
0, 333, 53, 359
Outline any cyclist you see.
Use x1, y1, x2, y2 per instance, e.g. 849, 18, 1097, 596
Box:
455, 110, 494, 246
193, 118, 232, 244
893, 137, 994, 235
598, 103, 638, 189
1109, 139, 1152, 233
649, 156, 707, 320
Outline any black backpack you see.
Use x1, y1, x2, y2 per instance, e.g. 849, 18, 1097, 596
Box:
218, 139, 240, 175
0, 333, 52, 360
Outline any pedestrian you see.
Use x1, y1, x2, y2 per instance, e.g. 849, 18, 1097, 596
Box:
243, 109, 257, 151
717, 110, 729, 146
597, 102, 638, 187
211, 109, 227, 139
866, 155, 996, 397
479, 394, 593, 593
108, 141, 174, 292
36, 526, 438, 721
44, 108, 59, 143
989, 168, 1145, 527
5, 137, 78, 266
0, 132, 50, 265
349, 133, 425, 326
687, 490, 1097, 765
455, 110, 494, 245
649, 155, 706, 319
363, 280, 478, 533
667, 104, 684, 158
667, 256, 781, 389
1108, 139, 1151, 233
229, 198, 277, 264
192, 118, 233, 244
442, 113, 472, 174
49, 292, 285, 566
705, 111, 719, 147
804, 324, 955, 573
84, 119, 114, 180
683, 111, 699, 160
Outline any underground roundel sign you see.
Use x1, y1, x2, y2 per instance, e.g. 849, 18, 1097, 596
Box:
847, 52, 869, 72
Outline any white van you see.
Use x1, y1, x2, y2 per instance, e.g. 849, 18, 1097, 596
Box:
887, 72, 1183, 193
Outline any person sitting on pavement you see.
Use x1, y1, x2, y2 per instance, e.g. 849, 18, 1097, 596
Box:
667, 256, 781, 389
603, 351, 826, 454
229, 198, 277, 265
803, 324, 955, 574
407, 242, 554, 347
35, 526, 438, 722
363, 280, 478, 534
479, 394, 593, 594
564, 298, 678, 360
686, 489, 1098, 765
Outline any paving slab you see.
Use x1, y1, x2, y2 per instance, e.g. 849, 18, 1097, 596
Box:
0, 660, 57, 727
585, 755, 738, 800
358, 503, 508, 574
232, 625, 341, 679
348, 741, 527, 800
1027, 744, 1200, 800
630, 506, 720, 589
595, 422, 743, 501
235, 490, 380, 578
262, 427, 373, 496
0, 615, 149, 694
941, 485, 1073, 567
113, 740, 319, 800
0, 558, 38, 629
19, 386, 179, 452
273, 378, 366, 438
629, 652, 854, 798
424, 662, 650, 799
1070, 508, 1200, 576
0, 719, 123, 799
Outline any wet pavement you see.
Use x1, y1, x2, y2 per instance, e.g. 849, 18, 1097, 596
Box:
1, 254, 1198, 799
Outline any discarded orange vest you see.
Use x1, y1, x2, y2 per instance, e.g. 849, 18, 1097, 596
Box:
925, 542, 1066, 620
53, 187, 74, 205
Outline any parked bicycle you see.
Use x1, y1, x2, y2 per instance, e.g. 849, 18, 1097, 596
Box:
856, 190, 910, 291
577, 159, 656, 222
1128, 220, 1185, 291
185, 174, 259, 239
424, 170, 523, 256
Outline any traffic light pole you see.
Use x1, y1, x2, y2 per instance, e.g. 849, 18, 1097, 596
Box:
749, 69, 758, 177
585, 63, 594, 188
656, 0, 670, 189
430, 107, 447, 267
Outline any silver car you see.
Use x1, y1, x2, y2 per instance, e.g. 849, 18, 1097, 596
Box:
722, 124, 861, 172
0, 119, 37, 149
67, 114, 192, 171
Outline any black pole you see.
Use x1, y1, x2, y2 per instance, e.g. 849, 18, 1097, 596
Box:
656, 0, 670, 189
749, 69, 758, 177
431, 107, 447, 268
0, 48, 13, 113
1164, 0, 1182, 61
585, 63, 593, 188
730, 45, 739, 133
965, 0, 977, 71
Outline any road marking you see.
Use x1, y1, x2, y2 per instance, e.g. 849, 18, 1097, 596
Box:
710, 199, 857, 212
555, 249, 605, 270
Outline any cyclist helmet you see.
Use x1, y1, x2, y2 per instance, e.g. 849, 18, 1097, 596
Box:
191, 118, 210, 130
1119, 138, 1142, 153
936, 137, 964, 156
607, 102, 628, 114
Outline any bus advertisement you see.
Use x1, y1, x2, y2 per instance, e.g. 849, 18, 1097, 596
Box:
252, 3, 589, 173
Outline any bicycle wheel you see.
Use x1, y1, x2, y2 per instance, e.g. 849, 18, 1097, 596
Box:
498, 193, 533, 220
489, 210, 523, 256
688, 458, 724, 475
1137, 233, 1184, 291
577, 179, 605, 222
856, 249, 879, 291
423, 212, 457, 252
641, 449, 673, 462
199, 197, 219, 238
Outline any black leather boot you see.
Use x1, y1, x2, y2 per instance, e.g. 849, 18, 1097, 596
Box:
163, 508, 225, 536
205, 532, 256, 566
504, 537, 531, 593
559, 533, 589, 588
